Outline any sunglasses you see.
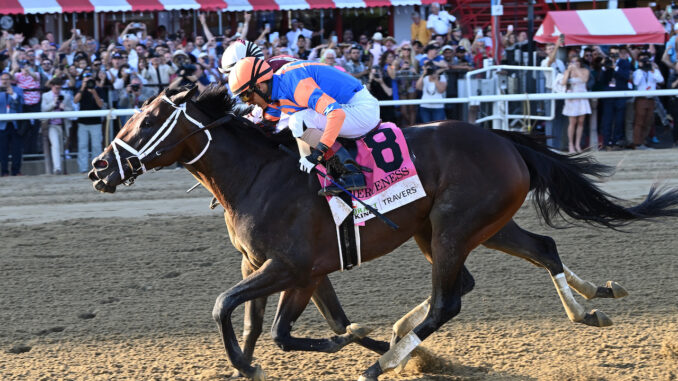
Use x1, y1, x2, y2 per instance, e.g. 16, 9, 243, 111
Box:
402, 47, 411, 51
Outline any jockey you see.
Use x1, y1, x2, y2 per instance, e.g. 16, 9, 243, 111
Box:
220, 40, 297, 128
228, 57, 381, 195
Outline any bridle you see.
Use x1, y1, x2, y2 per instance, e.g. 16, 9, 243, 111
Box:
109, 95, 230, 185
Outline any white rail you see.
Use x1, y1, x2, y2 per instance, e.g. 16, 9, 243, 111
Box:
2, 89, 677, 121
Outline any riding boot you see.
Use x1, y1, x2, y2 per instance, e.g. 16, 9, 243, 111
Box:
318, 146, 366, 196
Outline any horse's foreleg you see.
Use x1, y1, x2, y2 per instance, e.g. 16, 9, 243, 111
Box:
359, 218, 471, 381
231, 259, 268, 379
311, 276, 389, 354
389, 297, 431, 347
483, 219, 615, 327
212, 259, 296, 381
271, 280, 373, 353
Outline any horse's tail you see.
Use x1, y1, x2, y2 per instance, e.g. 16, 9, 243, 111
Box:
493, 130, 678, 229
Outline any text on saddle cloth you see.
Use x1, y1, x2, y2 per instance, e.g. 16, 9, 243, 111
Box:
318, 122, 427, 226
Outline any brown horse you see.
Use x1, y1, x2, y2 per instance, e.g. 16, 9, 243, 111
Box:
88, 86, 678, 381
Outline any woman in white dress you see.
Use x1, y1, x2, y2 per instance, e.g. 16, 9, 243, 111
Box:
561, 56, 591, 153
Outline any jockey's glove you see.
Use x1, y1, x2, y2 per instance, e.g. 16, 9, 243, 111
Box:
299, 142, 330, 174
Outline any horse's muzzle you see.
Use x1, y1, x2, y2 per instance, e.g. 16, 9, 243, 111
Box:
93, 179, 117, 193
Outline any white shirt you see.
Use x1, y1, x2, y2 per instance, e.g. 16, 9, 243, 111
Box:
286, 28, 312, 50
633, 68, 664, 91
427, 11, 456, 35
540, 57, 565, 89
369, 43, 386, 67
421, 74, 447, 109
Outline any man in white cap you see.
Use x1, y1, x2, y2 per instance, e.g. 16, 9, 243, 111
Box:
427, 3, 456, 37
370, 32, 387, 66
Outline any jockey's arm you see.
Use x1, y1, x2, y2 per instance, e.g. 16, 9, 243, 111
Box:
292, 78, 346, 148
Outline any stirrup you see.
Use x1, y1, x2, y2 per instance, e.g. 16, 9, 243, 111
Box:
318, 173, 366, 196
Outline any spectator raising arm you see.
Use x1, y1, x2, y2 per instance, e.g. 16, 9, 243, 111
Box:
546, 34, 563, 67
198, 13, 215, 42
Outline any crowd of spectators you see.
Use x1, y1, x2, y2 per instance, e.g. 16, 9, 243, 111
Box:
1, 3, 678, 176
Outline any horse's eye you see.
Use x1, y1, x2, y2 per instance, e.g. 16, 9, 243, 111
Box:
143, 119, 151, 128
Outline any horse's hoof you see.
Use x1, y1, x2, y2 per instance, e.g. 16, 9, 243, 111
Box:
347, 323, 373, 339
393, 354, 411, 374
230, 370, 244, 379
581, 309, 613, 327
357, 375, 378, 381
607, 281, 628, 298
251, 365, 267, 381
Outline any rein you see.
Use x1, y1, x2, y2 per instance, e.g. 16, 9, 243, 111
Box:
110, 95, 231, 185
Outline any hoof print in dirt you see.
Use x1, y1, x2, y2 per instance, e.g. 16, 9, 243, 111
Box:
78, 312, 97, 320
162, 271, 181, 279
8, 344, 32, 354
36, 326, 65, 336
98, 296, 120, 304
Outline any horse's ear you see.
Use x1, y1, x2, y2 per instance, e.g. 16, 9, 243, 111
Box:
172, 85, 199, 105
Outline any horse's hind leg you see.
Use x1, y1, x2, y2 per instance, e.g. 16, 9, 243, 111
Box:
482, 219, 619, 327
562, 265, 628, 299
271, 279, 373, 353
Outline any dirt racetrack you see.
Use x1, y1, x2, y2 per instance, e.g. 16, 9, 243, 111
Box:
1, 149, 677, 381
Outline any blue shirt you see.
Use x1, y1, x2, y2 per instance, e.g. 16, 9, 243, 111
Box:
0, 87, 24, 131
666, 36, 677, 64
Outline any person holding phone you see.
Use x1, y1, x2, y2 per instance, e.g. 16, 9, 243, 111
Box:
369, 51, 396, 123
73, 72, 105, 173
416, 59, 447, 123
560, 57, 591, 153
10, 49, 41, 153
41, 78, 73, 175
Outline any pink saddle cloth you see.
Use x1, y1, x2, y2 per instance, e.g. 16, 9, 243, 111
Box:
318, 122, 427, 225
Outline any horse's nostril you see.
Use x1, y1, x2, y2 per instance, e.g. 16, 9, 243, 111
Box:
88, 170, 100, 181
93, 159, 109, 169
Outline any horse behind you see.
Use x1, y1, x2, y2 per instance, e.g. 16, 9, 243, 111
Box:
88, 86, 678, 381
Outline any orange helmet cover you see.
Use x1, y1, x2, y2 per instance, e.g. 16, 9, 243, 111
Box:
228, 57, 273, 97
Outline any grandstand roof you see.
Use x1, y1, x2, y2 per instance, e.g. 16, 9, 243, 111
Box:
1, 0, 435, 13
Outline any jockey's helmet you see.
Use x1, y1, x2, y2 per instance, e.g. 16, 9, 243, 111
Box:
228, 57, 273, 99
219, 39, 264, 74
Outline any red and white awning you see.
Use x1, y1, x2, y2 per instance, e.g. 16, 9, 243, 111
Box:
535, 8, 666, 46
1, 0, 429, 13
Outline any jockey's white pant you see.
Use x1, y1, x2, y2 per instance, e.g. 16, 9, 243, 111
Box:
286, 87, 380, 145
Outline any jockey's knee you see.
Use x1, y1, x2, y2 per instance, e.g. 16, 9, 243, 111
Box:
300, 128, 323, 147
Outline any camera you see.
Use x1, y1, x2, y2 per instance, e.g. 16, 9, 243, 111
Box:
18, 59, 29, 68
178, 63, 197, 78
603, 57, 614, 68
86, 79, 96, 89
640, 57, 653, 71
424, 62, 436, 76
57, 95, 64, 102
372, 66, 381, 79
131, 84, 140, 92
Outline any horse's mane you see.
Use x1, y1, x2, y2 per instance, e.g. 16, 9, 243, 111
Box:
191, 85, 296, 149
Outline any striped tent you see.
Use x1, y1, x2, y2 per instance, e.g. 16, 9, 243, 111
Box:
535, 8, 666, 46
